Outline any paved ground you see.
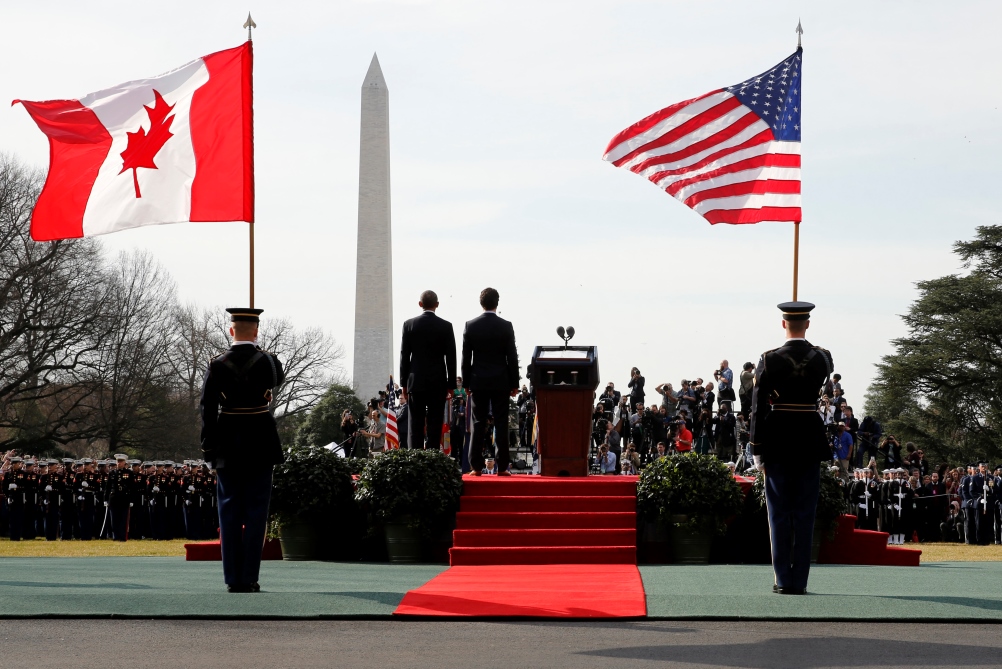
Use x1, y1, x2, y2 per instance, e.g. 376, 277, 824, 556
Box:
1, 619, 1000, 668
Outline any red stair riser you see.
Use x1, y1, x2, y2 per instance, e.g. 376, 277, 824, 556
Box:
453, 528, 636, 548
455, 512, 636, 530
460, 496, 636, 513
462, 479, 637, 497
450, 545, 637, 566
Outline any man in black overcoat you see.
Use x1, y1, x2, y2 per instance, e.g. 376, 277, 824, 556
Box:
462, 287, 520, 476
399, 290, 457, 450
200, 307, 285, 593
750, 301, 834, 595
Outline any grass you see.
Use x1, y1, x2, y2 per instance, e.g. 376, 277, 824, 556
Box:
914, 542, 1002, 562
0, 537, 190, 558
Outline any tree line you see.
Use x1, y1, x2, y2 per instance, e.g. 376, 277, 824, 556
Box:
865, 225, 1002, 465
0, 154, 346, 460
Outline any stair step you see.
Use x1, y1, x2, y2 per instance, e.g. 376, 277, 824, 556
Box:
462, 477, 637, 497
449, 545, 637, 566
460, 495, 636, 513
453, 528, 636, 548
456, 511, 636, 530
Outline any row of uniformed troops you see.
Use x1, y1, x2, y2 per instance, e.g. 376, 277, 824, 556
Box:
844, 462, 1002, 545
0, 454, 218, 542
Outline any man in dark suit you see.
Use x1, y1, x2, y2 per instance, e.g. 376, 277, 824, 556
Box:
399, 290, 456, 450
462, 287, 519, 477
200, 307, 285, 593
750, 301, 834, 595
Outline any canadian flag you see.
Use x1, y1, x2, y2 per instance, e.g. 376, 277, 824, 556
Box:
15, 43, 253, 242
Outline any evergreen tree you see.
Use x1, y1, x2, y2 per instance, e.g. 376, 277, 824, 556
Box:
865, 226, 1002, 464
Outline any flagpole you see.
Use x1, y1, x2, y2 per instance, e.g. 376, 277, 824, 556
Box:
792, 18, 803, 302
792, 222, 800, 301
244, 12, 257, 308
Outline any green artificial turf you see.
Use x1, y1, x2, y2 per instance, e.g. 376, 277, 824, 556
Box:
0, 558, 445, 618
640, 562, 1002, 621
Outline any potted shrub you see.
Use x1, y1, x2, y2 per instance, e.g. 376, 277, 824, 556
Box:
752, 464, 846, 562
270, 446, 356, 560
355, 449, 463, 563
637, 452, 744, 564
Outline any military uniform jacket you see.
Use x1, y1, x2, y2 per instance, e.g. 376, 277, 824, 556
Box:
749, 339, 833, 466
105, 469, 134, 507
1, 470, 28, 505
200, 342, 286, 468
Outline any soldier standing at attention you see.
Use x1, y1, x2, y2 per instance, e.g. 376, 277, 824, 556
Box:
750, 301, 834, 595
200, 307, 285, 594
105, 454, 134, 542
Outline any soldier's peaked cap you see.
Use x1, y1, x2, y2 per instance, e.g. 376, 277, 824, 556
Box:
114, 453, 128, 461
226, 307, 263, 323
777, 301, 815, 321
9, 456, 22, 463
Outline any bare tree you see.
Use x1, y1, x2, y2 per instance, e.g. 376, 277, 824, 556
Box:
81, 250, 177, 454
0, 154, 108, 450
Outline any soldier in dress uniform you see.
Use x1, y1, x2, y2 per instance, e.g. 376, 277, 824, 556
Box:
59, 459, 77, 540
104, 454, 134, 542
38, 461, 60, 541
750, 301, 834, 595
182, 460, 202, 540
973, 461, 993, 545
960, 463, 976, 545
200, 307, 286, 593
2, 457, 27, 540
21, 459, 39, 540
76, 459, 97, 540
849, 470, 868, 527
149, 461, 169, 540
860, 468, 880, 530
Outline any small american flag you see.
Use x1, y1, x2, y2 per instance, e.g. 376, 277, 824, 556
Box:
603, 48, 802, 225
385, 376, 399, 450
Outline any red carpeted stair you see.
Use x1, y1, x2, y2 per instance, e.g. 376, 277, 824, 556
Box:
449, 475, 639, 566
184, 538, 283, 561
818, 514, 921, 566
394, 475, 647, 617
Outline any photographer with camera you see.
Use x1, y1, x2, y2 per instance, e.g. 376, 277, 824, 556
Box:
738, 362, 755, 420
676, 380, 696, 417
592, 403, 611, 453
714, 360, 735, 409
628, 368, 645, 410
881, 435, 903, 469
340, 410, 358, 456
655, 382, 678, 413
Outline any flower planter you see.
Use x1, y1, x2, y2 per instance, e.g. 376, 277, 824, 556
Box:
384, 517, 422, 563
669, 514, 713, 564
278, 519, 319, 561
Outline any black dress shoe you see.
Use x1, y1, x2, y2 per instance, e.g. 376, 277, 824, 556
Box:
772, 584, 778, 593
250, 582, 261, 592
227, 584, 252, 593
776, 587, 806, 595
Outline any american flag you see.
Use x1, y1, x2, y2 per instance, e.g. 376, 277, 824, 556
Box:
385, 376, 399, 450
603, 48, 802, 225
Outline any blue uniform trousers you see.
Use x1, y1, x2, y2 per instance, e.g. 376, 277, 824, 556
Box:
216, 465, 272, 586
764, 461, 820, 591
7, 503, 23, 541
110, 504, 129, 541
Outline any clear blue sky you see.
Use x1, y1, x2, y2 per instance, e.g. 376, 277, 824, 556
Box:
3, 0, 999, 409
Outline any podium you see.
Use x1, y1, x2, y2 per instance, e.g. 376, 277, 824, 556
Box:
530, 346, 600, 477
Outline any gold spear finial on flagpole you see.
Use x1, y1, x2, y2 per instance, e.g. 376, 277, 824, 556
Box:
244, 12, 257, 41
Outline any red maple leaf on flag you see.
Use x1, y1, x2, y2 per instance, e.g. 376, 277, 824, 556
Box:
119, 89, 175, 198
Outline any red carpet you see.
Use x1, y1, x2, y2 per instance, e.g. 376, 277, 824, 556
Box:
394, 564, 647, 617
395, 475, 645, 617
184, 538, 283, 561
818, 514, 921, 566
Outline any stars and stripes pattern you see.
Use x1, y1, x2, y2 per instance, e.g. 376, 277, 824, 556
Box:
385, 377, 399, 450
603, 48, 802, 225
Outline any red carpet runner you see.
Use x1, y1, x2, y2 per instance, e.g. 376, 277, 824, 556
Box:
394, 475, 647, 617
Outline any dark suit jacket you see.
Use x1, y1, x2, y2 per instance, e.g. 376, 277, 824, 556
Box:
749, 339, 833, 466
461, 312, 519, 393
199, 343, 286, 467
399, 311, 457, 393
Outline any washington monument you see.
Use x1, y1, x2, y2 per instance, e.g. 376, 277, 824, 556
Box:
352, 53, 393, 401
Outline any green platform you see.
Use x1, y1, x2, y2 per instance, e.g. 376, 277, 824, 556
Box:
641, 562, 1002, 621
0, 558, 445, 618
1, 558, 1001, 620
